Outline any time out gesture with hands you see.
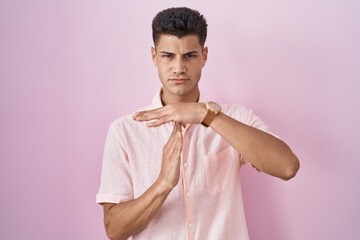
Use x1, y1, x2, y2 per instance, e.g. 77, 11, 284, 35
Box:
158, 122, 183, 190
134, 100, 299, 181
133, 103, 207, 127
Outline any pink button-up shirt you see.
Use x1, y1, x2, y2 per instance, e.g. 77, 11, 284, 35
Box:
96, 91, 270, 240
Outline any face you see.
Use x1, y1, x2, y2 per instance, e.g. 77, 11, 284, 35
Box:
151, 34, 208, 102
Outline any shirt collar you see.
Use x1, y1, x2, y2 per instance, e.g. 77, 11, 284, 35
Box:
151, 89, 164, 109
151, 88, 204, 109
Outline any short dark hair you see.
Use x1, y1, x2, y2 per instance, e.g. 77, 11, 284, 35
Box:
152, 7, 208, 47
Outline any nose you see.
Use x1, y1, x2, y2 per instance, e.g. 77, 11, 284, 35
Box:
173, 57, 186, 74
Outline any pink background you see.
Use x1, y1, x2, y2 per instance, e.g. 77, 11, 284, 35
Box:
1, 0, 359, 239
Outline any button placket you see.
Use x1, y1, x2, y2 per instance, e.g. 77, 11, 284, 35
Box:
181, 127, 190, 196
181, 125, 196, 240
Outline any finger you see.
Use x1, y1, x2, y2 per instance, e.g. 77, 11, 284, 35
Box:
133, 107, 167, 121
167, 132, 182, 161
164, 123, 178, 150
147, 115, 173, 127
166, 123, 183, 157
174, 123, 183, 155
134, 107, 163, 117
175, 122, 182, 136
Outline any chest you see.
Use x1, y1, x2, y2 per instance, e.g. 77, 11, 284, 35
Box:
125, 124, 241, 198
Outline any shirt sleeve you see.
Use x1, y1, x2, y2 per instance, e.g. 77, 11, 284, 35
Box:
224, 104, 278, 165
224, 104, 269, 131
96, 122, 134, 204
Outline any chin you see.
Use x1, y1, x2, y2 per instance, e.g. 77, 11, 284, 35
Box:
170, 86, 192, 96
162, 82, 198, 97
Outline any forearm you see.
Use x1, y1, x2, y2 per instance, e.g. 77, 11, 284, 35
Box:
104, 179, 172, 240
103, 123, 182, 239
132, 103, 299, 180
210, 112, 299, 180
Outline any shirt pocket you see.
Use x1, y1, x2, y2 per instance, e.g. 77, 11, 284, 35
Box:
204, 147, 240, 194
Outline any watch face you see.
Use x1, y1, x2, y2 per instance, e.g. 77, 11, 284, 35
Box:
208, 101, 222, 113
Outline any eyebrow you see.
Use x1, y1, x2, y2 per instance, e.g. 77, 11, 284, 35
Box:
159, 50, 199, 55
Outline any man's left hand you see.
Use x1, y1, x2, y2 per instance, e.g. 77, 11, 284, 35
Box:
133, 103, 207, 127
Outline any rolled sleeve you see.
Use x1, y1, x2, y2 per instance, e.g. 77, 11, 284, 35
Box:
96, 122, 134, 204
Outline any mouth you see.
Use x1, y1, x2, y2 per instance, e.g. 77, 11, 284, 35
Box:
169, 78, 189, 84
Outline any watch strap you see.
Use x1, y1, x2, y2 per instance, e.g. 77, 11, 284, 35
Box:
201, 109, 216, 127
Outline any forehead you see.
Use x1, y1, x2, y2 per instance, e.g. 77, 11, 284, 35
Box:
156, 34, 203, 52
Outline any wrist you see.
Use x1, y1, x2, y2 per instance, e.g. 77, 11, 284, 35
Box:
154, 178, 175, 196
199, 102, 207, 121
201, 101, 222, 127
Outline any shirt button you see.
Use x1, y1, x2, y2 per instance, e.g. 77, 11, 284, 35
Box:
186, 192, 190, 197
188, 224, 193, 228
184, 163, 189, 168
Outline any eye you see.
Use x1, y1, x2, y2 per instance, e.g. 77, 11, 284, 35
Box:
161, 54, 174, 59
185, 53, 197, 59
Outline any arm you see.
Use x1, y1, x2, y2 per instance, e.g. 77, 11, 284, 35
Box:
102, 180, 172, 240
102, 123, 183, 240
210, 112, 299, 180
133, 103, 299, 180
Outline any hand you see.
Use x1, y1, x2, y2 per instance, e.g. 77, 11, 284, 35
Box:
133, 103, 207, 127
157, 123, 183, 190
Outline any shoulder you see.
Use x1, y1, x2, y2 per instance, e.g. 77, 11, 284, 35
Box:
221, 103, 252, 119
108, 104, 154, 136
221, 103, 250, 113
221, 103, 268, 129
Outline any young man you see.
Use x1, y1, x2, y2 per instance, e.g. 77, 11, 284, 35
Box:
96, 7, 299, 240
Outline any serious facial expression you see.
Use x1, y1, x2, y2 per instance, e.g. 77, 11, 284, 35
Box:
151, 34, 208, 101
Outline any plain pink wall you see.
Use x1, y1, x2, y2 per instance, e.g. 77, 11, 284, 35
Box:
1, 0, 359, 239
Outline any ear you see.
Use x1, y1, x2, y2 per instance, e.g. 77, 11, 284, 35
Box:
151, 47, 158, 67
202, 47, 208, 67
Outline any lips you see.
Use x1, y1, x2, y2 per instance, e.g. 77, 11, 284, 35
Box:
169, 78, 189, 83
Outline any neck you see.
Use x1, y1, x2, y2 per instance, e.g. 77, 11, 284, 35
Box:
161, 88, 200, 106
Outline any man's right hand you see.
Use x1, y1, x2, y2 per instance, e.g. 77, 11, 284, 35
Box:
102, 122, 184, 240
157, 122, 183, 191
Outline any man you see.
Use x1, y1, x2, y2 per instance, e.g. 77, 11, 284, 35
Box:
96, 7, 299, 240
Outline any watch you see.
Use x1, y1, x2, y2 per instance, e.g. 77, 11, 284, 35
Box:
201, 101, 222, 127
